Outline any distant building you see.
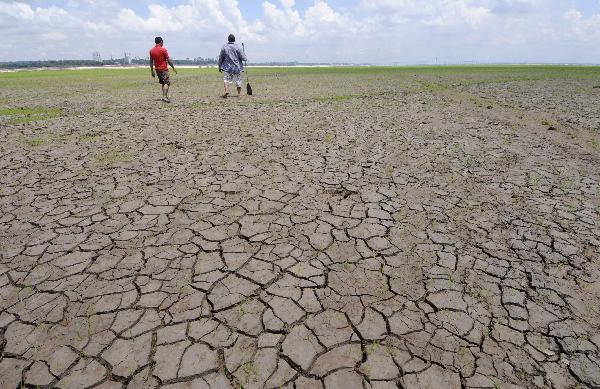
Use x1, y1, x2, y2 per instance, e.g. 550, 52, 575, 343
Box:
92, 51, 101, 62
124, 52, 132, 64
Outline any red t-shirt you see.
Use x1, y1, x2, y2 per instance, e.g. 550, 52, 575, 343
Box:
150, 45, 169, 71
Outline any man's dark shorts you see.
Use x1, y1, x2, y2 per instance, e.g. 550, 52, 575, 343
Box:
157, 70, 170, 85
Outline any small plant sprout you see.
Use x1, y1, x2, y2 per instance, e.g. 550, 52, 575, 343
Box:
237, 300, 247, 317
489, 377, 502, 389
385, 164, 394, 177
344, 258, 351, 269
368, 340, 380, 354
526, 172, 540, 187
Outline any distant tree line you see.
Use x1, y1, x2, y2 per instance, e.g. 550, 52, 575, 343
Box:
0, 60, 112, 69
0, 57, 218, 70
0, 58, 342, 70
131, 57, 218, 66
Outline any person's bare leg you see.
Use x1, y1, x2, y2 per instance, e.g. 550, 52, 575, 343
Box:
223, 81, 229, 98
160, 84, 170, 102
237, 86, 241, 96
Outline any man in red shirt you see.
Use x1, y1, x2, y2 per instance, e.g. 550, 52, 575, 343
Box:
150, 37, 177, 102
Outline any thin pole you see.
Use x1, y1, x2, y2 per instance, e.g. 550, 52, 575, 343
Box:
242, 43, 249, 81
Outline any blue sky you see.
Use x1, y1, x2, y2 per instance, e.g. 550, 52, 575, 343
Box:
1, 0, 599, 64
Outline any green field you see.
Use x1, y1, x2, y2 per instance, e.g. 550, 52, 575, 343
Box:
0, 64, 598, 98
1, 65, 599, 123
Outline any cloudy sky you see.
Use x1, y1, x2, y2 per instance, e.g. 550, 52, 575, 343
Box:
1, 0, 599, 64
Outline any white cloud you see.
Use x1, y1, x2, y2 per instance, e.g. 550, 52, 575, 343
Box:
115, 4, 197, 32
280, 0, 294, 8
41, 31, 66, 41
359, 0, 492, 28
565, 8, 600, 41
425, 1, 491, 28
262, 0, 362, 40
304, 1, 349, 29
0, 2, 71, 26
0, 0, 599, 64
262, 1, 306, 37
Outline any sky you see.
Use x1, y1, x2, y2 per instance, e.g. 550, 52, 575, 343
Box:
1, 0, 599, 64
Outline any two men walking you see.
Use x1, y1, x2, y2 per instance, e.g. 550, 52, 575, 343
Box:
149, 34, 248, 101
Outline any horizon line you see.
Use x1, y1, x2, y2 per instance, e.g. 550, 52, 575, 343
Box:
2, 60, 600, 67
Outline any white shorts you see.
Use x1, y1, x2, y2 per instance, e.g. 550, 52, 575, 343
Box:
224, 72, 242, 87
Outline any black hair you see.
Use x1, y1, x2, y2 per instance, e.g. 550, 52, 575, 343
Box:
228, 34, 235, 43
155, 37, 163, 44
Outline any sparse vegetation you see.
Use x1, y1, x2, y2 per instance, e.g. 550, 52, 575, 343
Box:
23, 137, 44, 147
0, 107, 62, 124
94, 149, 133, 165
78, 132, 101, 142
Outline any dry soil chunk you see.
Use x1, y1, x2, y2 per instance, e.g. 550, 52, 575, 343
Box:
281, 324, 323, 370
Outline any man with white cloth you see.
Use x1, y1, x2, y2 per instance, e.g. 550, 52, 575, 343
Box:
218, 34, 247, 98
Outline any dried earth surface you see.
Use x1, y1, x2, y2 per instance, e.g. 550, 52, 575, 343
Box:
1, 66, 599, 388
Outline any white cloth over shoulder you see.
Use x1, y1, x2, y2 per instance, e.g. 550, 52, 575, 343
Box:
218, 43, 246, 74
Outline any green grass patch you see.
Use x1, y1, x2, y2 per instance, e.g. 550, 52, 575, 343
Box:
23, 137, 44, 147
314, 91, 385, 102
78, 132, 101, 142
158, 143, 178, 153
0, 107, 62, 124
110, 81, 142, 90
541, 120, 559, 131
315, 94, 355, 102
0, 67, 204, 83
1, 65, 599, 83
245, 65, 600, 79
416, 80, 447, 92
94, 149, 133, 165
501, 134, 513, 145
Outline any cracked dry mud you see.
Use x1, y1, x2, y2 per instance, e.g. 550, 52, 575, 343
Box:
1, 67, 599, 389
